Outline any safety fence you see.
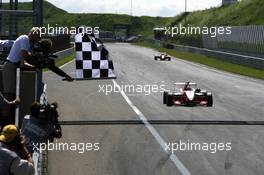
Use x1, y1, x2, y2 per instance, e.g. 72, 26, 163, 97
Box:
202, 25, 264, 55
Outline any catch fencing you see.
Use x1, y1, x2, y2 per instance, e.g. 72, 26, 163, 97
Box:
203, 25, 264, 55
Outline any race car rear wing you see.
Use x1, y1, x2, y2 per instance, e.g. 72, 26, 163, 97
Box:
174, 82, 197, 85
174, 82, 197, 90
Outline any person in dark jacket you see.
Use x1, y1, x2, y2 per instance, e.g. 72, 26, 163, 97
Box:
28, 38, 74, 82
21, 102, 62, 154
2, 27, 40, 123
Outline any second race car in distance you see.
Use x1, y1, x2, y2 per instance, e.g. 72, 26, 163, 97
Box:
154, 53, 171, 61
163, 82, 213, 107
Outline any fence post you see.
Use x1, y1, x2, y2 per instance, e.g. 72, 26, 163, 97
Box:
15, 67, 20, 127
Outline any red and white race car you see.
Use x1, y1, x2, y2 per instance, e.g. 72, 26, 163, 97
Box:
163, 82, 213, 107
154, 53, 171, 61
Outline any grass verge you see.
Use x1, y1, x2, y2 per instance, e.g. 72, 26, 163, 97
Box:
55, 53, 75, 67
43, 53, 75, 71
134, 42, 264, 80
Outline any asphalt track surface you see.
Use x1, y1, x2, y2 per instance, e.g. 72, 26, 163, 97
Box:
44, 43, 264, 175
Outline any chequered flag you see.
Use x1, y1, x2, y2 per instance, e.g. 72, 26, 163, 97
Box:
75, 33, 116, 79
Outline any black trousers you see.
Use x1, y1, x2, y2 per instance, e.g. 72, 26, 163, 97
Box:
46, 59, 67, 78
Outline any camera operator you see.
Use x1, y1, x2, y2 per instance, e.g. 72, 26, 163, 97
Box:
21, 102, 62, 154
28, 38, 74, 82
0, 124, 35, 175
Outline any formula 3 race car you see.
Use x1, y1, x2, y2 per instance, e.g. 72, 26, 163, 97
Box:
154, 53, 171, 61
163, 82, 213, 107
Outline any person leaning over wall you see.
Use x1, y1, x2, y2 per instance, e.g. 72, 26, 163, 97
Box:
28, 38, 74, 82
0, 124, 35, 175
2, 27, 40, 124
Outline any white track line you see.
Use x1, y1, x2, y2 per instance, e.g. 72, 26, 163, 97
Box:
112, 79, 191, 175
60, 52, 191, 174
59, 59, 74, 69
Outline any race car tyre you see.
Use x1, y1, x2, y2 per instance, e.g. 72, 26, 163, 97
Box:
168, 57, 171, 61
166, 94, 173, 106
163, 91, 168, 104
207, 94, 213, 107
154, 57, 158, 60
195, 89, 201, 93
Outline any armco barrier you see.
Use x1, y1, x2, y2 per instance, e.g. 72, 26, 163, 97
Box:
165, 43, 264, 70
54, 47, 75, 59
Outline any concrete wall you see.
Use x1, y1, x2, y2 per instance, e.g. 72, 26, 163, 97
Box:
19, 71, 43, 126
0, 69, 43, 127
